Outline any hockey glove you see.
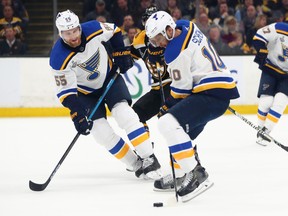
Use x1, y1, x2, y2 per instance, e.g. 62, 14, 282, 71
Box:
71, 111, 93, 135
147, 45, 165, 65
157, 105, 168, 118
112, 46, 133, 74
254, 49, 268, 69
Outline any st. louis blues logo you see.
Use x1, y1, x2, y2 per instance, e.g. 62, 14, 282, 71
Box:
78, 48, 100, 80
278, 43, 288, 62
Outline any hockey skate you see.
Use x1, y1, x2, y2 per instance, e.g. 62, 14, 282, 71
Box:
142, 154, 162, 180
177, 165, 213, 202
126, 154, 145, 178
256, 126, 271, 147
154, 174, 185, 192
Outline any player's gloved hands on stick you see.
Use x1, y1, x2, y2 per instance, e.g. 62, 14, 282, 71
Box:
157, 105, 168, 118
71, 111, 93, 135
112, 46, 133, 74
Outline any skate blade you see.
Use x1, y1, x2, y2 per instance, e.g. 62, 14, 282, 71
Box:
256, 139, 268, 146
181, 179, 214, 203
153, 187, 175, 192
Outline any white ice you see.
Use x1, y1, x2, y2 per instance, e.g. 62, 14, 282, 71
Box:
1, 114, 288, 216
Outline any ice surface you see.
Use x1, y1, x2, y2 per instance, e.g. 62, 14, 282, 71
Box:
1, 114, 288, 216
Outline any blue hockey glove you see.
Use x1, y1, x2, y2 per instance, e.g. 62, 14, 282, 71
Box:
71, 111, 93, 135
254, 49, 268, 69
112, 46, 133, 74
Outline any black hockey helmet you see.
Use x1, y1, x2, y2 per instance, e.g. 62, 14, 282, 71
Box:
142, 6, 158, 25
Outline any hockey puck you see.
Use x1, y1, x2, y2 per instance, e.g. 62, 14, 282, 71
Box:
153, 202, 163, 207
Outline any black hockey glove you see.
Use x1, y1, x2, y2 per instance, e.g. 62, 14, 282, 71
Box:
71, 111, 93, 135
254, 49, 268, 69
147, 46, 165, 65
112, 46, 133, 74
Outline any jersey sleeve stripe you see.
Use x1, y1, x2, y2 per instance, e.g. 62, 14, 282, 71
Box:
253, 33, 268, 44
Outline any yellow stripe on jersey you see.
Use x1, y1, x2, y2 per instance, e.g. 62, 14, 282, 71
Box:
115, 143, 130, 159
181, 22, 193, 51
86, 29, 103, 41
60, 52, 75, 70
265, 64, 287, 75
171, 91, 189, 99
276, 29, 288, 36
192, 81, 236, 93
172, 149, 195, 161
59, 93, 75, 103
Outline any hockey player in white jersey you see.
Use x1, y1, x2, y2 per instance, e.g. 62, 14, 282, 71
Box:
145, 11, 239, 202
49, 10, 162, 180
253, 20, 288, 146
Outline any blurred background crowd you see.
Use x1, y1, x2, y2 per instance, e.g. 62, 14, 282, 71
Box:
1, 0, 288, 56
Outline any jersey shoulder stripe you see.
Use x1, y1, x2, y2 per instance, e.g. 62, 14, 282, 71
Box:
82, 21, 103, 42
165, 20, 194, 64
275, 22, 288, 36
49, 39, 77, 70
132, 30, 146, 49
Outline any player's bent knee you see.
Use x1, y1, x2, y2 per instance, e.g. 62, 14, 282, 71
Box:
90, 118, 120, 149
158, 113, 181, 134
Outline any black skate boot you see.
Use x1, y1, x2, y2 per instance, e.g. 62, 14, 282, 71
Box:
154, 174, 186, 191
142, 154, 162, 179
177, 165, 213, 202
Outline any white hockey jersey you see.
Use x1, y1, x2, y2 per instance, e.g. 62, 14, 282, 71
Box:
164, 20, 239, 100
253, 22, 288, 74
50, 21, 120, 103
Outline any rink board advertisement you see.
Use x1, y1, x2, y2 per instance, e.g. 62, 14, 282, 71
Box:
0, 56, 263, 115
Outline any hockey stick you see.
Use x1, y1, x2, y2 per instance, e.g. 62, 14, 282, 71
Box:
29, 67, 120, 191
228, 106, 288, 152
156, 62, 178, 202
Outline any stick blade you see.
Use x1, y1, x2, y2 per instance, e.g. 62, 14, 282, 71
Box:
29, 180, 48, 191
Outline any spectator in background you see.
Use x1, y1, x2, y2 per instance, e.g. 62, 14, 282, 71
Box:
110, 0, 133, 27
221, 16, 241, 44
0, 0, 29, 23
212, 2, 232, 28
123, 26, 138, 46
120, 14, 140, 42
171, 7, 182, 21
96, 15, 107, 22
194, 12, 212, 37
0, 24, 26, 55
207, 24, 230, 55
209, 0, 234, 21
226, 32, 250, 55
83, 0, 112, 22
165, 0, 183, 15
242, 5, 258, 38
245, 14, 267, 48
0, 5, 24, 40
133, 0, 153, 29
